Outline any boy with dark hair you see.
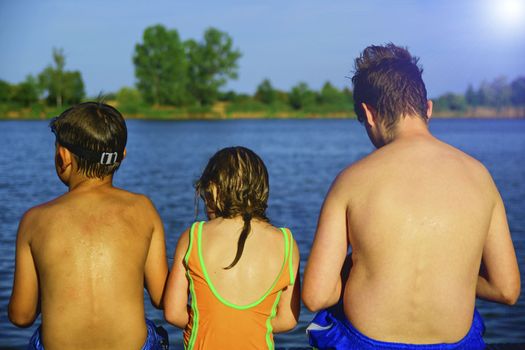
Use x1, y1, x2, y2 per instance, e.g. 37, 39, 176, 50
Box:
9, 102, 169, 350
303, 44, 520, 349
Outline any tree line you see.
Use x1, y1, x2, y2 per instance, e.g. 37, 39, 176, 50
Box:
123, 24, 354, 114
0, 48, 85, 108
433, 76, 525, 112
0, 24, 523, 117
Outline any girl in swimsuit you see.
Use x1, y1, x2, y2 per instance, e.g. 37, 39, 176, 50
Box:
164, 146, 300, 350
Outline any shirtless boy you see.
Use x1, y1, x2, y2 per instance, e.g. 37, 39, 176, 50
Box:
8, 102, 169, 350
303, 44, 520, 349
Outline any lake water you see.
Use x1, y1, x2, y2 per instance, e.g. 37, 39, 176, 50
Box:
0, 118, 524, 348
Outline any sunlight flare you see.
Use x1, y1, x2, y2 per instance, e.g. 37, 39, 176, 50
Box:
491, 0, 524, 29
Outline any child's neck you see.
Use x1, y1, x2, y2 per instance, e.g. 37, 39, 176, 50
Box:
68, 174, 113, 192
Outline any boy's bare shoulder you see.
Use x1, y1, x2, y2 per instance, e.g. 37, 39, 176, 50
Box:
117, 188, 157, 207
16, 197, 67, 240
333, 151, 380, 186
21, 195, 68, 222
23, 189, 159, 225
440, 141, 497, 187
111, 188, 161, 220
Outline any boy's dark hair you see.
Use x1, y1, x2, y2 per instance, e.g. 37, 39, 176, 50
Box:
195, 146, 269, 270
352, 43, 428, 135
50, 102, 127, 179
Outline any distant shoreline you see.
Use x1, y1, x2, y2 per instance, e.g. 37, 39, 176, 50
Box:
432, 106, 525, 119
1, 106, 524, 121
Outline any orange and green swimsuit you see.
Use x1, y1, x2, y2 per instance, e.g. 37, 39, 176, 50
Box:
183, 221, 295, 350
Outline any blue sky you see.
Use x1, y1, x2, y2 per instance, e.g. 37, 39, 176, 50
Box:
1, 0, 524, 98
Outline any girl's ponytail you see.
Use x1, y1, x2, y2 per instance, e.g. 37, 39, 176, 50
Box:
224, 211, 252, 270
196, 146, 270, 270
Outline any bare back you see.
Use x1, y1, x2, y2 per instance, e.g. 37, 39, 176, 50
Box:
200, 218, 288, 305
26, 186, 165, 350
343, 135, 493, 343
164, 216, 300, 334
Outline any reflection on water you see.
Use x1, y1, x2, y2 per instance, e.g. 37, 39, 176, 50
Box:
0, 118, 524, 347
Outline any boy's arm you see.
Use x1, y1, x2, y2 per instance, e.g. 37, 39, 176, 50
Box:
9, 211, 40, 327
164, 228, 190, 329
476, 191, 520, 305
302, 174, 349, 312
144, 198, 169, 309
272, 238, 300, 333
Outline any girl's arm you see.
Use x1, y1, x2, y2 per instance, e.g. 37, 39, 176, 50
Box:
164, 228, 191, 328
271, 238, 300, 333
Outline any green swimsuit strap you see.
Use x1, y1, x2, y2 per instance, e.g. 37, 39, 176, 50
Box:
198, 222, 290, 310
284, 228, 295, 285
183, 221, 200, 265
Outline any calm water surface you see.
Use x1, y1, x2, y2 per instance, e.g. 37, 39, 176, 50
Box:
0, 118, 524, 348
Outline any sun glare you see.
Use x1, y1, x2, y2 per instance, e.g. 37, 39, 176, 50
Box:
492, 0, 524, 29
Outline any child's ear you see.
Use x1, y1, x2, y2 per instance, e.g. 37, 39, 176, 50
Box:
57, 145, 73, 172
426, 100, 433, 120
362, 103, 377, 128
122, 148, 127, 160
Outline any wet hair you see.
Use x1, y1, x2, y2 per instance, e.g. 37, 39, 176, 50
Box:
195, 146, 270, 269
50, 101, 127, 178
352, 43, 428, 138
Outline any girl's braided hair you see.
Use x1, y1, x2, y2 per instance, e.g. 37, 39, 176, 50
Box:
195, 146, 269, 269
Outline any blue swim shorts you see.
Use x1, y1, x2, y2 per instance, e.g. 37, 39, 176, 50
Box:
27, 318, 169, 350
307, 309, 485, 350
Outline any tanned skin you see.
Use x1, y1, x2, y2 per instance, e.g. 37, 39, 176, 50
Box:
164, 215, 300, 333
303, 103, 520, 343
9, 145, 168, 350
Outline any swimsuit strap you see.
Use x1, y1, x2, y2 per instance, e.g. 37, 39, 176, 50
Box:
196, 221, 291, 309
184, 221, 201, 265
278, 228, 295, 286
284, 228, 295, 285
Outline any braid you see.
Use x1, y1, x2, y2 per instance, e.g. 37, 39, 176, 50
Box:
196, 146, 270, 269
224, 210, 252, 270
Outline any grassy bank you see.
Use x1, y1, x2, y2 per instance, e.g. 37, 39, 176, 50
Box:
0, 101, 357, 120
2, 102, 524, 120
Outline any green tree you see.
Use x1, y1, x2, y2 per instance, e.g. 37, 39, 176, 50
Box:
40, 48, 65, 107
490, 77, 512, 108
218, 90, 238, 102
434, 93, 467, 112
116, 87, 143, 114
289, 82, 315, 110
255, 79, 276, 105
275, 90, 289, 104
510, 76, 525, 106
477, 81, 493, 106
12, 75, 40, 107
39, 48, 85, 106
465, 84, 478, 107
0, 79, 13, 103
318, 81, 346, 105
342, 87, 354, 104
185, 28, 242, 106
133, 24, 188, 106
62, 71, 85, 105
